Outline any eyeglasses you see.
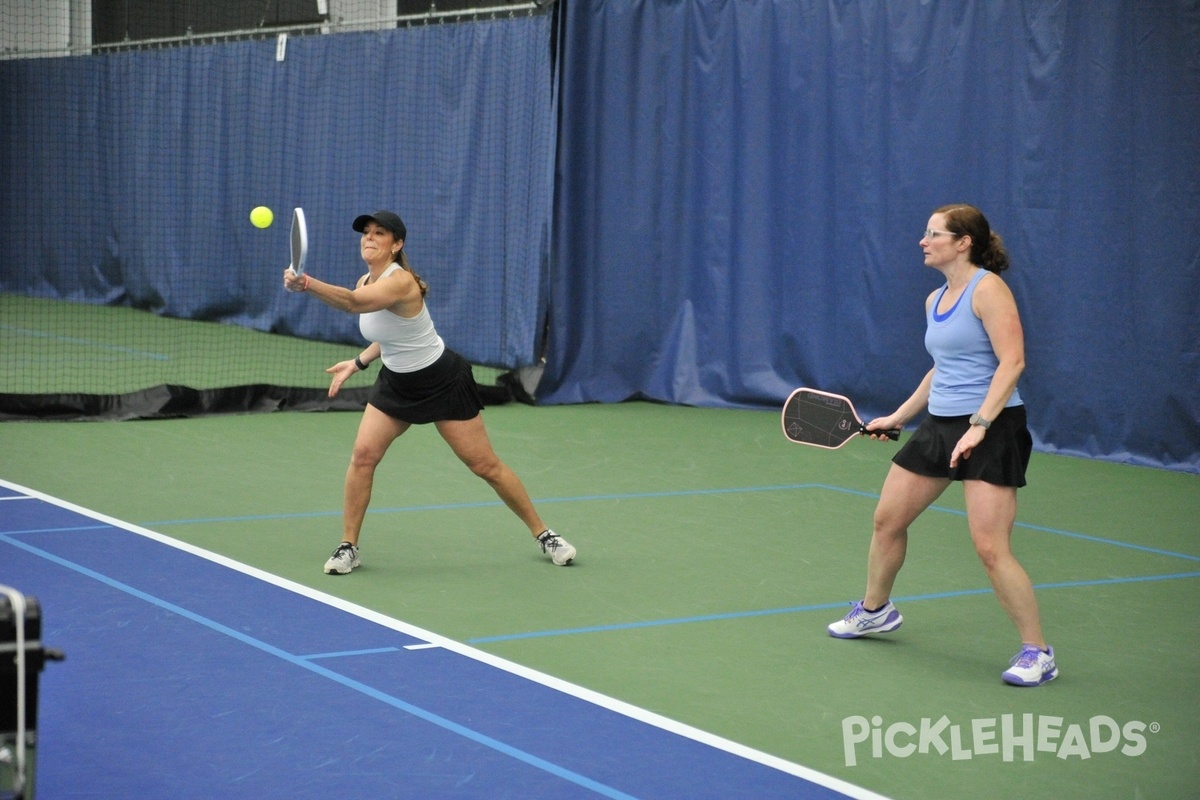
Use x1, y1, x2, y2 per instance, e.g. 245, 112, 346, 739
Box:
923, 229, 958, 239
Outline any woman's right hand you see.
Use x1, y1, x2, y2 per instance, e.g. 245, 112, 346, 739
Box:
865, 415, 903, 441
283, 267, 308, 293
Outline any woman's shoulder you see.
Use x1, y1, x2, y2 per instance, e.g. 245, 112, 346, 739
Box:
971, 270, 1018, 315
381, 265, 426, 316
973, 269, 1013, 297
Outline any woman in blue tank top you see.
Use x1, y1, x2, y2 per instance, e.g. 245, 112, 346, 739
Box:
283, 210, 576, 575
826, 204, 1057, 687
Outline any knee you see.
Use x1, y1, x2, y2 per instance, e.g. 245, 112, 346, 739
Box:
349, 444, 385, 472
972, 540, 1007, 572
466, 455, 505, 483
871, 509, 906, 543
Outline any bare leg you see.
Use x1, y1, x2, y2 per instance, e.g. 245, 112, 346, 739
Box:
862, 465, 950, 609
963, 480, 1046, 647
341, 404, 410, 546
435, 414, 546, 537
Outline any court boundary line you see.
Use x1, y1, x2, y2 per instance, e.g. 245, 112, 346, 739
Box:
0, 322, 170, 360
0, 477, 890, 800
137, 483, 1200, 564
466, 571, 1200, 644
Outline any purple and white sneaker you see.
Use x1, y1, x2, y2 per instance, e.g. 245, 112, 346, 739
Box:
1002, 645, 1058, 686
827, 600, 903, 638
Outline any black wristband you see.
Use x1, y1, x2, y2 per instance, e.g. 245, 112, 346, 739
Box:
354, 356, 368, 371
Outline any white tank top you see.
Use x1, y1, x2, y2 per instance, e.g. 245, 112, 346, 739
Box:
357, 264, 445, 372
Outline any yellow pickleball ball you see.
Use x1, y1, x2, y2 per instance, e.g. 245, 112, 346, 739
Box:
250, 206, 274, 228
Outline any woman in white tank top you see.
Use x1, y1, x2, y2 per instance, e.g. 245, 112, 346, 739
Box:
283, 210, 576, 574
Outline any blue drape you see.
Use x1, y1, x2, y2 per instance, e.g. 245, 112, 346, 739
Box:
2, 2, 1197, 471
0, 17, 554, 368
542, 0, 1200, 472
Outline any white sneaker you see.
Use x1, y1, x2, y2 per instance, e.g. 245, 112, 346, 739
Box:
323, 542, 360, 575
1002, 645, 1058, 686
827, 600, 903, 638
537, 529, 576, 566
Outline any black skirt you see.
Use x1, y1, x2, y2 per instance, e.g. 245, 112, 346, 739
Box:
366, 348, 483, 424
892, 406, 1033, 487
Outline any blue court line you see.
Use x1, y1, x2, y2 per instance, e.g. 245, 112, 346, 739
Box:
8, 496, 1200, 646
0, 532, 639, 800
4, 524, 114, 534
142, 501, 505, 526
301, 647, 402, 660
0, 323, 170, 360
895, 505, 1200, 563
12, 485, 1198, 657
466, 571, 1200, 644
139, 482, 1200, 565
1012, 522, 1200, 562
139, 484, 837, 526
12, 514, 1197, 652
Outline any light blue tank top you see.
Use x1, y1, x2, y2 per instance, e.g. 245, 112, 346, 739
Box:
357, 263, 445, 372
924, 268, 1021, 416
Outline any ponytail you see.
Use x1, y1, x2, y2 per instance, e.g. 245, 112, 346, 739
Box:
396, 250, 428, 296
978, 231, 1010, 274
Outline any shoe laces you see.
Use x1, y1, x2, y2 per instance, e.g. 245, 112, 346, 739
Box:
846, 601, 881, 621
1011, 645, 1043, 668
333, 543, 355, 558
538, 531, 562, 552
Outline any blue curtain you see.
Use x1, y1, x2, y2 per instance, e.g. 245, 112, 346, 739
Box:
0, 16, 554, 368
542, 0, 1200, 472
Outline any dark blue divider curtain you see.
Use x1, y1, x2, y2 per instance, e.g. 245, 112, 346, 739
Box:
543, 0, 1200, 472
0, 16, 554, 368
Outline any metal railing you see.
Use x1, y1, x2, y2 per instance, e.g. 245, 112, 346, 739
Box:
2, 1, 549, 60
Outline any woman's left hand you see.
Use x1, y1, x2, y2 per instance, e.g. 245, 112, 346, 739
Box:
950, 425, 987, 468
325, 360, 357, 397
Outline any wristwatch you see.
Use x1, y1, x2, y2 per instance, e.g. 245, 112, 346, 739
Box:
969, 413, 991, 430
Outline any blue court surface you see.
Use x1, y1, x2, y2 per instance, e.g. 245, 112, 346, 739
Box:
0, 480, 887, 799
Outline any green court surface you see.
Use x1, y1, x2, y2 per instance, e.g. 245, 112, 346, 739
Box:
0, 294, 379, 395
2, 402, 1197, 799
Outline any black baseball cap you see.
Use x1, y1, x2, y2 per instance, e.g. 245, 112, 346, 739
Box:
352, 210, 406, 241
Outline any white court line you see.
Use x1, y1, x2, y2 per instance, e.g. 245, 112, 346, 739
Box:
0, 477, 890, 800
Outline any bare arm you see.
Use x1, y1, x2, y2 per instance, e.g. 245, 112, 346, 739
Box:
326, 342, 382, 398
950, 272, 1025, 466
970, 273, 1025, 421
284, 266, 422, 315
282, 266, 423, 396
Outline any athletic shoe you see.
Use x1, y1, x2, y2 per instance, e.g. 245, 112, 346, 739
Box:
827, 600, 904, 638
537, 529, 576, 566
323, 542, 360, 575
1002, 645, 1058, 686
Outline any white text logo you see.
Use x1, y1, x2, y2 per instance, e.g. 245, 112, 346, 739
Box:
841, 714, 1157, 766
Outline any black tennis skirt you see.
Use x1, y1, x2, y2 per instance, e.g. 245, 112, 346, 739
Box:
366, 348, 483, 425
892, 406, 1033, 487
